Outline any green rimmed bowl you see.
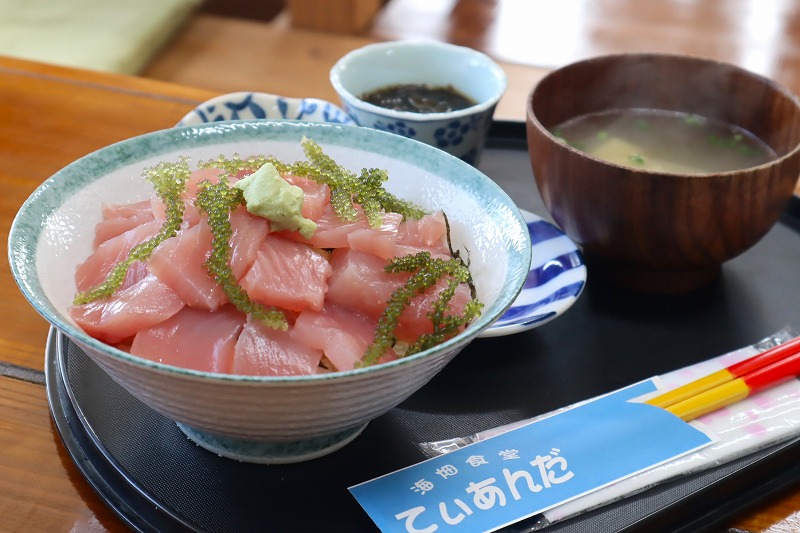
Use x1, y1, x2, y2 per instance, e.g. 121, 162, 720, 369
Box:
9, 120, 530, 463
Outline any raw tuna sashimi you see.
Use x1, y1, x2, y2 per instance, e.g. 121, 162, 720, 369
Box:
120, 260, 151, 291
325, 249, 404, 317
228, 206, 270, 280
395, 211, 452, 258
232, 316, 323, 376
72, 148, 478, 377
94, 200, 156, 248
283, 173, 330, 220
292, 303, 380, 372
180, 167, 226, 228
282, 203, 403, 255
392, 276, 472, 341
69, 274, 185, 344
75, 219, 162, 293
150, 167, 237, 229
240, 234, 332, 312
130, 304, 245, 373
325, 248, 472, 341
147, 219, 228, 311
346, 211, 404, 260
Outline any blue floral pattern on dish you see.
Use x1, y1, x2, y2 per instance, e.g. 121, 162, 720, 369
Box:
373, 120, 417, 138
178, 92, 354, 126
434, 120, 470, 148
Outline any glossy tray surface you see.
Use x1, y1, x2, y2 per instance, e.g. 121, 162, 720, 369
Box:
47, 122, 800, 532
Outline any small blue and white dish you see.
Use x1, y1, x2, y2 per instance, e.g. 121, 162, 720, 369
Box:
177, 91, 354, 127
479, 209, 586, 337
178, 91, 587, 337
329, 40, 507, 165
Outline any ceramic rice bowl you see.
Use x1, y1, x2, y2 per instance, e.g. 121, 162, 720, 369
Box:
9, 120, 530, 463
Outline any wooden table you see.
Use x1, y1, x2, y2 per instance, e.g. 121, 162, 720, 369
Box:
1, 53, 798, 532
0, 56, 214, 532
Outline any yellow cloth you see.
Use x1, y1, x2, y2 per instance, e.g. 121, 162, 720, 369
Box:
0, 0, 202, 74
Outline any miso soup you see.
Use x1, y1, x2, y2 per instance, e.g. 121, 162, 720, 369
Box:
552, 109, 777, 173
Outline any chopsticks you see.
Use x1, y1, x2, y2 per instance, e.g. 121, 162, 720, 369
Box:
645, 336, 800, 421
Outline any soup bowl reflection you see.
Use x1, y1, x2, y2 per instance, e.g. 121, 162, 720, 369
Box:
9, 120, 530, 463
526, 53, 800, 293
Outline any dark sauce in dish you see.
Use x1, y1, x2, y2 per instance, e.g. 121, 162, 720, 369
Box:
361, 83, 477, 113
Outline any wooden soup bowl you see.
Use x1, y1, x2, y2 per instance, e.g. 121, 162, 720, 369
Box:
526, 53, 800, 293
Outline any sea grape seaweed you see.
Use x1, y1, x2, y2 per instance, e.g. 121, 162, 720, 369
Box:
199, 138, 427, 226
74, 140, 481, 369
73, 158, 191, 305
359, 251, 483, 367
194, 179, 288, 331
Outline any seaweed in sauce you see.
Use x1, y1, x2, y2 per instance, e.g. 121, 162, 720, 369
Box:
361, 84, 476, 113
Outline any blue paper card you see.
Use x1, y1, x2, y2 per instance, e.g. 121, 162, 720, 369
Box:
349, 380, 714, 532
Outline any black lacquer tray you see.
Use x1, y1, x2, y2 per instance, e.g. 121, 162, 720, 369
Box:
46, 122, 800, 532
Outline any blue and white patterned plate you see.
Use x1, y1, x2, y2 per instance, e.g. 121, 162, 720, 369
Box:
178, 91, 354, 126
176, 92, 586, 336
479, 209, 586, 337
